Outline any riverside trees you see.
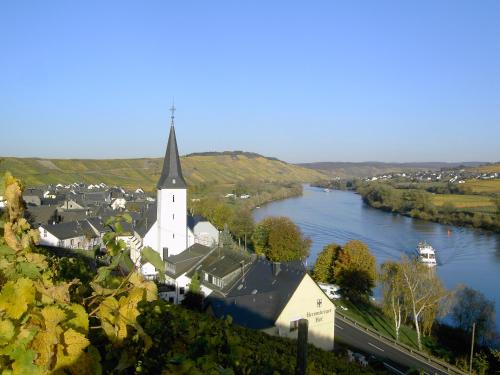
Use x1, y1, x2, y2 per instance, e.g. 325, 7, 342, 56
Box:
312, 240, 376, 302
252, 216, 311, 261
379, 256, 447, 350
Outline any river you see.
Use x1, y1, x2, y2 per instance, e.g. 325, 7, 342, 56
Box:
253, 185, 500, 328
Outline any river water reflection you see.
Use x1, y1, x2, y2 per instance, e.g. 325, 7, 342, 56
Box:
253, 185, 500, 327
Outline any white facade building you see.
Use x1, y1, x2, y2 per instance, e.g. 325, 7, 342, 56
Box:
136, 109, 218, 277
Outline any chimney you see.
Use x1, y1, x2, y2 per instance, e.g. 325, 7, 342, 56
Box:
272, 262, 281, 277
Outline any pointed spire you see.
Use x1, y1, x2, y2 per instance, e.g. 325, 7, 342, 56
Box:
157, 108, 187, 189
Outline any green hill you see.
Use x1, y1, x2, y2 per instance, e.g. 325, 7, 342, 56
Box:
0, 152, 326, 193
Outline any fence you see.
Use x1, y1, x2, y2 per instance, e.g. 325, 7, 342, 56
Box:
336, 311, 468, 375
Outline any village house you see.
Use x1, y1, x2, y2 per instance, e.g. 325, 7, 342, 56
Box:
206, 258, 336, 351
38, 220, 101, 250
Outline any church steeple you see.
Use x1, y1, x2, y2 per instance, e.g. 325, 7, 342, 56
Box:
157, 105, 187, 189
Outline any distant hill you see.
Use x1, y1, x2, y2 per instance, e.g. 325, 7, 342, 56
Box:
0, 154, 326, 193
297, 161, 487, 179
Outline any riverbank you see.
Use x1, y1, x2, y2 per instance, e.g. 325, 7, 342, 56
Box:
253, 186, 500, 329
357, 183, 500, 233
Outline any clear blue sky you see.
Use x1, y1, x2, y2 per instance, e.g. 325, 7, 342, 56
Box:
1, 1, 499, 163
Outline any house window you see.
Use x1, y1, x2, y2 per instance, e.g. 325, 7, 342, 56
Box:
317, 298, 323, 308
173, 233, 175, 239
204, 273, 208, 281
172, 213, 175, 220
172, 195, 175, 202
43, 229, 47, 238
179, 287, 185, 295
70, 239, 74, 246
290, 320, 300, 332
168, 297, 174, 303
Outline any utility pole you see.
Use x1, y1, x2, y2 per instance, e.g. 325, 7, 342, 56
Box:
469, 322, 476, 375
295, 319, 308, 375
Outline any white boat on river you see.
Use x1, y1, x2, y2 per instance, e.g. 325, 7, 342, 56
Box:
417, 242, 437, 267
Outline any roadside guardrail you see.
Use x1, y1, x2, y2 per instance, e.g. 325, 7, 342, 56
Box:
336, 311, 468, 375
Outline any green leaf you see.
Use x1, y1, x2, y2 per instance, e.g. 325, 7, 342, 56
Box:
119, 250, 135, 272
11, 348, 42, 375
0, 318, 15, 345
122, 213, 132, 223
0, 245, 15, 257
115, 222, 123, 234
0, 278, 35, 320
94, 267, 111, 283
16, 262, 41, 279
141, 247, 165, 273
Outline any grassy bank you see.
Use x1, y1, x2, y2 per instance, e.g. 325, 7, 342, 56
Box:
335, 299, 423, 350
357, 183, 500, 233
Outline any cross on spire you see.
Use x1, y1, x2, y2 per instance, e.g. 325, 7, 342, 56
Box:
170, 101, 176, 126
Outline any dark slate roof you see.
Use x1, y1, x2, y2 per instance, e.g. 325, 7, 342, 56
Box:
86, 217, 110, 234
187, 214, 208, 230
41, 195, 67, 206
134, 202, 157, 238
157, 125, 187, 189
59, 209, 90, 223
24, 188, 44, 198
206, 258, 307, 330
165, 243, 214, 278
25, 206, 58, 227
43, 220, 98, 240
189, 247, 252, 280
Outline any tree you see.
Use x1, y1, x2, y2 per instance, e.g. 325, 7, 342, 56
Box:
334, 240, 376, 301
399, 256, 447, 350
450, 285, 496, 345
380, 261, 405, 341
252, 216, 311, 262
211, 202, 234, 230
312, 243, 339, 283
182, 272, 203, 311
230, 209, 254, 248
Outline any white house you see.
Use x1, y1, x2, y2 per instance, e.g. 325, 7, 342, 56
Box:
207, 259, 336, 351
38, 220, 100, 250
187, 215, 219, 247
59, 199, 84, 210
111, 198, 127, 210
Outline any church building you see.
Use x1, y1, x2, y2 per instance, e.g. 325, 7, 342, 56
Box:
134, 108, 219, 276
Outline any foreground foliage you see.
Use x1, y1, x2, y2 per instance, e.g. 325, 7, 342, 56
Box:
0, 173, 160, 373
135, 301, 384, 375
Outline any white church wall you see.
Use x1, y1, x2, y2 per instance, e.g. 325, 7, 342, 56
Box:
157, 188, 187, 258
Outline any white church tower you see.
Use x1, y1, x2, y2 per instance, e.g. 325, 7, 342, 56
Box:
156, 105, 188, 259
